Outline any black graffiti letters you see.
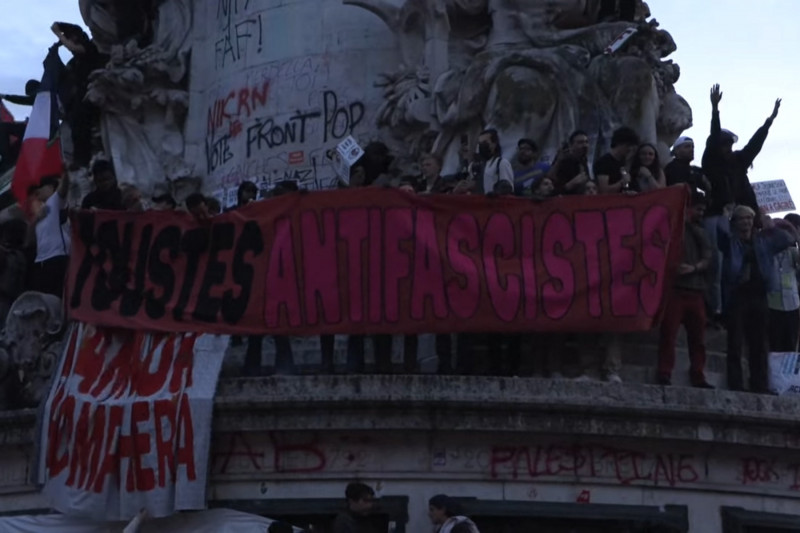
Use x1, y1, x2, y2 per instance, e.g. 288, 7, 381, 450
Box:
245, 110, 321, 156
206, 134, 235, 173
323, 90, 364, 142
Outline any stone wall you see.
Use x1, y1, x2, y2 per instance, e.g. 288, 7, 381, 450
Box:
4, 376, 800, 530
186, 0, 395, 204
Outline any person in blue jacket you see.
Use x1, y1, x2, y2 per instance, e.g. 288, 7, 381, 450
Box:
719, 205, 798, 392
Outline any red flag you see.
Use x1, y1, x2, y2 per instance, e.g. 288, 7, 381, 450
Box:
12, 46, 63, 207
0, 100, 13, 123
0, 100, 21, 147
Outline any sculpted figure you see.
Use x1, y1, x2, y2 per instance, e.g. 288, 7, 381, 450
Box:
79, 0, 195, 198
0, 293, 65, 410
347, 0, 691, 170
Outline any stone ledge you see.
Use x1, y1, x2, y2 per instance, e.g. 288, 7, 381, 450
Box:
3, 378, 800, 450
212, 376, 800, 449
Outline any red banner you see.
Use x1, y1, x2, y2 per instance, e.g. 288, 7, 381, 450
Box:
67, 187, 688, 335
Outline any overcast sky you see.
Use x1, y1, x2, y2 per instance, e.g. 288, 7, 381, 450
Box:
1, 1, 796, 207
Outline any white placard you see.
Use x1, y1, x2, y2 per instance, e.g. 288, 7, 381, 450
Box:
604, 27, 638, 55
753, 180, 795, 214
334, 135, 364, 184
768, 352, 800, 395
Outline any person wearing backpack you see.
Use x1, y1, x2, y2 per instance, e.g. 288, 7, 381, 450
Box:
428, 495, 480, 533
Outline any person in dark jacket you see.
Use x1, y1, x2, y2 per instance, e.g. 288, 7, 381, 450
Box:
719, 205, 797, 393
701, 85, 781, 321
702, 84, 781, 216
333, 482, 377, 533
657, 190, 713, 388
664, 136, 711, 194
415, 153, 455, 194
81, 160, 123, 210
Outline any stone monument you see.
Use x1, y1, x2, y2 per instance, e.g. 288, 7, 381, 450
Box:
78, 0, 690, 202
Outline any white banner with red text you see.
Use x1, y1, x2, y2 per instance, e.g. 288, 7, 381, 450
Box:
37, 323, 227, 521
0, 508, 287, 533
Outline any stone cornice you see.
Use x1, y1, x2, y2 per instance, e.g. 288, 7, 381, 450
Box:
212, 376, 800, 450
3, 377, 800, 449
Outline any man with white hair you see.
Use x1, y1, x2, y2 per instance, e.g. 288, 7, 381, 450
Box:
718, 205, 797, 393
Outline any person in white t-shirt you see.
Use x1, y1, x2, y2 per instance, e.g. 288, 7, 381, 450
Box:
31, 171, 70, 297
477, 128, 513, 194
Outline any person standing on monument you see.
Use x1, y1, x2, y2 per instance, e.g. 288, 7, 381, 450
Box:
81, 160, 123, 210
550, 130, 592, 195
766, 219, 800, 353
702, 85, 781, 320
665, 136, 712, 194
594, 127, 639, 194
656, 190, 714, 388
477, 129, 513, 194
512, 138, 550, 195
30, 170, 71, 298
629, 143, 666, 192
719, 206, 797, 393
703, 84, 782, 218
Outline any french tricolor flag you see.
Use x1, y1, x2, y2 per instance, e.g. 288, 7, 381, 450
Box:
12, 45, 64, 207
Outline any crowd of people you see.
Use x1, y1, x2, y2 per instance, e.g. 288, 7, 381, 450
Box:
262, 482, 480, 533
0, 81, 792, 394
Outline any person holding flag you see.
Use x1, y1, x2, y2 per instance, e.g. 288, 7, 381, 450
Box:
29, 169, 70, 298
11, 42, 64, 209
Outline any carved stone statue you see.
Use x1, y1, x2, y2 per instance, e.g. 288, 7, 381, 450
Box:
0, 293, 65, 410
346, 0, 691, 169
80, 0, 195, 199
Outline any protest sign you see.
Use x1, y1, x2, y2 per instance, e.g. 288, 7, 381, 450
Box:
37, 324, 226, 520
66, 186, 688, 336
768, 352, 800, 396
753, 180, 795, 214
332, 135, 364, 183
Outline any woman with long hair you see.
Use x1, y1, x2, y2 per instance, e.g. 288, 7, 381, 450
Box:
630, 143, 666, 192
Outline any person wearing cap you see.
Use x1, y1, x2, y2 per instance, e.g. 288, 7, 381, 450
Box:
718, 205, 798, 393
701, 84, 781, 323
702, 84, 781, 216
656, 190, 714, 388
664, 136, 711, 193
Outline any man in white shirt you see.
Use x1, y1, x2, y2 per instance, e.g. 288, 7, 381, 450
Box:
31, 171, 70, 297
477, 129, 514, 194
